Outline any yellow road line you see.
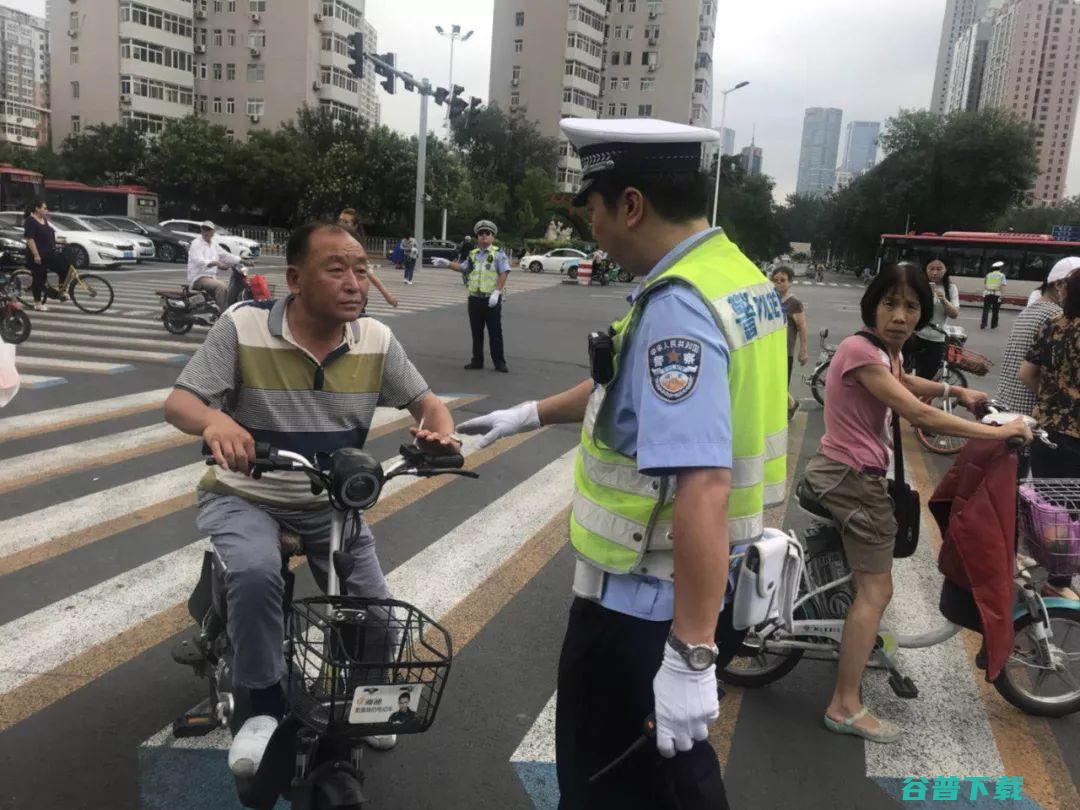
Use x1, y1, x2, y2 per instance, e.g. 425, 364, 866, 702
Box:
904, 429, 1080, 810
714, 409, 809, 768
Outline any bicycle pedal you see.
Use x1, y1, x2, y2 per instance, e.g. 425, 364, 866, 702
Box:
888, 672, 919, 700
173, 711, 218, 738
171, 636, 206, 667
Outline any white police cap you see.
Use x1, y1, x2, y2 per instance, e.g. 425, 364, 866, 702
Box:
559, 118, 720, 205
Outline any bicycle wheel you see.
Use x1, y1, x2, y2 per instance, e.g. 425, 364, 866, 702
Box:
809, 361, 829, 406
994, 606, 1080, 717
69, 272, 114, 314
914, 393, 968, 455
11, 269, 32, 306
0, 308, 30, 344
719, 627, 805, 687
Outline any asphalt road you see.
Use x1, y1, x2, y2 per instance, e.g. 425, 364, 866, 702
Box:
0, 263, 1078, 810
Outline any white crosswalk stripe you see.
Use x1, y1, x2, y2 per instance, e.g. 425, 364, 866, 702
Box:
12, 267, 567, 386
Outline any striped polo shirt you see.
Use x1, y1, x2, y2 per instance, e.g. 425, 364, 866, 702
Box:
175, 296, 429, 508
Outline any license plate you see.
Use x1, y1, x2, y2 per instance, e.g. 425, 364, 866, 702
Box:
123, 251, 134, 259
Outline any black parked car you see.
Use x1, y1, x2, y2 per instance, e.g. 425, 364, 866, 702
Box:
422, 239, 460, 265
0, 225, 27, 271
96, 216, 190, 263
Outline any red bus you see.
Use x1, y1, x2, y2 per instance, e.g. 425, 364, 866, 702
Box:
877, 231, 1080, 307
44, 180, 159, 223
0, 164, 44, 213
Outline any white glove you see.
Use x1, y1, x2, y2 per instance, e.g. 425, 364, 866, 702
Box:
456, 401, 539, 449
652, 642, 719, 758
488, 291, 502, 307
430, 257, 451, 268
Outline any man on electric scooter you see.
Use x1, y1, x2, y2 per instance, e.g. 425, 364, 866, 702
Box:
187, 220, 242, 312
164, 221, 462, 777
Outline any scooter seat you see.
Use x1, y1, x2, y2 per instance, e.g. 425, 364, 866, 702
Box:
156, 288, 191, 299
796, 479, 836, 523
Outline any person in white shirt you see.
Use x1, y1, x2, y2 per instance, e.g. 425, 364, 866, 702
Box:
187, 221, 240, 311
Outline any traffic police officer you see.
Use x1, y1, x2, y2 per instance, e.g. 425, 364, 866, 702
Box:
982, 259, 1008, 329
458, 118, 788, 808
439, 220, 511, 372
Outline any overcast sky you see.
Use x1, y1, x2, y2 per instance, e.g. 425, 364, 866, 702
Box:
9, 0, 1080, 201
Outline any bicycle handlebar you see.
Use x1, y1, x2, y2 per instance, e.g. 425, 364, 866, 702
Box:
980, 401, 1056, 449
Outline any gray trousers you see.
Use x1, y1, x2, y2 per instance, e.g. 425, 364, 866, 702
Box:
197, 493, 390, 690
192, 275, 229, 311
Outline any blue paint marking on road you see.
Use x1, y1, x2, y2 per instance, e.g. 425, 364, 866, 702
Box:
20, 375, 67, 389
514, 761, 559, 809
872, 777, 1043, 808
138, 747, 289, 810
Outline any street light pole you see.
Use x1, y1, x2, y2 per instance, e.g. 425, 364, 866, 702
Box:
435, 25, 473, 239
415, 81, 430, 269
711, 80, 749, 228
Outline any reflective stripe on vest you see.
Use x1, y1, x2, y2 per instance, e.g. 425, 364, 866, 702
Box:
467, 246, 501, 294
570, 230, 788, 579
985, 271, 1005, 291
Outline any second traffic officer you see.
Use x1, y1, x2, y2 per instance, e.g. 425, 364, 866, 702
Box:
439, 220, 511, 372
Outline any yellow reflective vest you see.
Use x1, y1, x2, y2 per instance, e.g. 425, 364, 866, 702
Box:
984, 270, 1006, 294
570, 230, 788, 580
467, 245, 502, 295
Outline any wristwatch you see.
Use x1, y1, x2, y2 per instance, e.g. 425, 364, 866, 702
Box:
667, 630, 719, 671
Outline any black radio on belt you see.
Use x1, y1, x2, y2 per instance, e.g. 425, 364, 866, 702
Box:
588, 328, 615, 385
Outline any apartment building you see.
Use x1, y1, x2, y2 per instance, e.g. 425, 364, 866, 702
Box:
50, 0, 378, 147
50, 0, 196, 144
943, 0, 1080, 203
489, 0, 718, 194
795, 107, 843, 198
0, 5, 49, 148
739, 144, 761, 176
930, 0, 994, 114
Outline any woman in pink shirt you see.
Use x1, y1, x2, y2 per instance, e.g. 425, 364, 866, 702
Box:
803, 262, 1032, 744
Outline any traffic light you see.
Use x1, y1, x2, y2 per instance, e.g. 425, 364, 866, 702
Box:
448, 85, 467, 119
402, 72, 417, 93
346, 31, 364, 79
434, 86, 450, 106
373, 52, 396, 94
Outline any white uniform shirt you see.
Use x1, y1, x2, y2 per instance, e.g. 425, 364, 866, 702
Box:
187, 236, 239, 284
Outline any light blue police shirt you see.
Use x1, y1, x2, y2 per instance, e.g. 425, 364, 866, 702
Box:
460, 248, 511, 275
594, 227, 734, 622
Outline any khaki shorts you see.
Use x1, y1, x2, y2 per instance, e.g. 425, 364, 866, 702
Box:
803, 453, 897, 574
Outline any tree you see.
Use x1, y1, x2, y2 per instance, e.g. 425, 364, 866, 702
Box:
713, 156, 788, 261
994, 196, 1080, 233
800, 107, 1039, 265
232, 129, 315, 225
142, 116, 238, 218
777, 194, 827, 246
450, 103, 558, 235
58, 123, 147, 185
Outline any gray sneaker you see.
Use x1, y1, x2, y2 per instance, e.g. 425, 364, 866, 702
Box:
363, 734, 397, 751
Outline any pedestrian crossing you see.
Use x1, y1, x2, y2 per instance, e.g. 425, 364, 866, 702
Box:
1, 379, 1078, 808
8, 264, 567, 388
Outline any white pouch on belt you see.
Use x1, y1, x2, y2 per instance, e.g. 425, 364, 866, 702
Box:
732, 528, 804, 631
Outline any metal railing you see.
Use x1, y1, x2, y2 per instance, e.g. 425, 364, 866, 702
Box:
228, 227, 397, 259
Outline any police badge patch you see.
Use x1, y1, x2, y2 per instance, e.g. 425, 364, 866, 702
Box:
648, 338, 702, 402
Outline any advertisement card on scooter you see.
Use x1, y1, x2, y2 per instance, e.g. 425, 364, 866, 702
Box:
348, 683, 421, 726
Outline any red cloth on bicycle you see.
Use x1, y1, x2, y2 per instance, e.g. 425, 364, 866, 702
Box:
929, 439, 1018, 681
248, 274, 270, 301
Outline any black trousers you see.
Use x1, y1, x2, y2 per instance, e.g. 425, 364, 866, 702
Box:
28, 253, 65, 303
981, 294, 1002, 329
903, 335, 946, 380
467, 294, 504, 366
556, 598, 745, 810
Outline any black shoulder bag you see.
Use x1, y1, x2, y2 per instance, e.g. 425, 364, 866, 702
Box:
856, 331, 921, 558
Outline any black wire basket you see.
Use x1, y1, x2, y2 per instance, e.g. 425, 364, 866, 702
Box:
286, 597, 452, 738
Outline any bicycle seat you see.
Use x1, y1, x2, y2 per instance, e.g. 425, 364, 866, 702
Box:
796, 479, 836, 523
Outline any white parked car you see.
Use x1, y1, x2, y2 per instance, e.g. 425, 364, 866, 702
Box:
159, 219, 261, 258
57, 213, 156, 261
519, 247, 588, 273
0, 211, 139, 268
